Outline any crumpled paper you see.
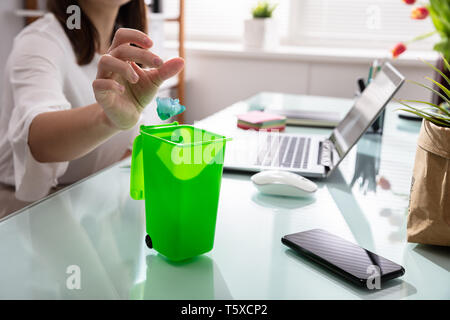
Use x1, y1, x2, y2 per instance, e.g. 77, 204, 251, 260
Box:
156, 97, 186, 120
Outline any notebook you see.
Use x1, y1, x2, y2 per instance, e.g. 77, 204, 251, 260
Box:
237, 111, 286, 131
264, 109, 341, 128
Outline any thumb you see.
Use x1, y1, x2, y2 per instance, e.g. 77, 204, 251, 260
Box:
156, 57, 185, 82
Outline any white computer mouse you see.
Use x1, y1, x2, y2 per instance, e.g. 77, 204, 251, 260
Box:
251, 170, 318, 198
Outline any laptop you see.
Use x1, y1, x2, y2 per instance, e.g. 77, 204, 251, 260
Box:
223, 62, 405, 178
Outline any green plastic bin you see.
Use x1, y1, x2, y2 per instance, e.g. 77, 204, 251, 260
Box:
130, 122, 230, 261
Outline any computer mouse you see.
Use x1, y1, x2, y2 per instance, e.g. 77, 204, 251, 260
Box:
251, 170, 317, 198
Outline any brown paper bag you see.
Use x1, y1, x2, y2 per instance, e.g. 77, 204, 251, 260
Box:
407, 120, 450, 246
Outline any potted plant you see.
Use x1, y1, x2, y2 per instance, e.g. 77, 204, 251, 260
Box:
391, 0, 450, 105
243, 1, 278, 49
398, 56, 450, 246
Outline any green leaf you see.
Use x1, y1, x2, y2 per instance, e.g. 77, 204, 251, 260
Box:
419, 58, 450, 87
442, 54, 450, 72
423, 111, 450, 121
399, 99, 450, 116
397, 102, 432, 118
407, 80, 450, 106
425, 76, 450, 99
434, 39, 450, 63
429, 5, 445, 34
429, 1, 450, 37
398, 108, 450, 127
252, 1, 278, 18
396, 100, 450, 125
409, 31, 438, 43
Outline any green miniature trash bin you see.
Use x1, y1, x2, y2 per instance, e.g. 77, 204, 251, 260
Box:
130, 122, 230, 261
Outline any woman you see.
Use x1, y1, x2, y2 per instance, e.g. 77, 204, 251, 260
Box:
0, 0, 184, 216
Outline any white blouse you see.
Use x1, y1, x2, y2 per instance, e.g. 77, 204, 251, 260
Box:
0, 13, 150, 202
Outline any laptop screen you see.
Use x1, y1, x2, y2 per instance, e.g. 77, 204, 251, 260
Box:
329, 63, 404, 167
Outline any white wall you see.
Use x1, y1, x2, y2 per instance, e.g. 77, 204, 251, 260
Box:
0, 3, 436, 126
0, 0, 24, 102
183, 50, 435, 123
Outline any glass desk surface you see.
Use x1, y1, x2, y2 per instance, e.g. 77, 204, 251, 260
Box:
0, 92, 449, 299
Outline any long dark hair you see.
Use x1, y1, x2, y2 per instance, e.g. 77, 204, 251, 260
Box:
47, 0, 148, 65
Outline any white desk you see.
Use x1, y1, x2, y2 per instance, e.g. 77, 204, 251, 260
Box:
0, 93, 448, 299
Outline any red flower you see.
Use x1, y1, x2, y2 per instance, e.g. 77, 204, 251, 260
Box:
411, 7, 429, 19
391, 43, 407, 58
402, 0, 416, 4
378, 176, 391, 190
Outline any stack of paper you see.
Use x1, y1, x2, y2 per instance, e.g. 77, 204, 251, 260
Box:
237, 111, 286, 131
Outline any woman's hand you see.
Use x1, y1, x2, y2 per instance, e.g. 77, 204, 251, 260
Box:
93, 28, 184, 130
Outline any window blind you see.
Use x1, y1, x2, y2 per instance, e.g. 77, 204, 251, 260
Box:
164, 0, 290, 41
290, 0, 436, 48
163, 0, 437, 49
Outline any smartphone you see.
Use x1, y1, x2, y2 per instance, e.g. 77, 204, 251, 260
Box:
282, 229, 405, 287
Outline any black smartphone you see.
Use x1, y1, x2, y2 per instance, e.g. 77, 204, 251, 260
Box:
282, 229, 405, 288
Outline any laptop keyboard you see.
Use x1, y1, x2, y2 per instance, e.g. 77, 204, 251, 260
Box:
253, 134, 312, 169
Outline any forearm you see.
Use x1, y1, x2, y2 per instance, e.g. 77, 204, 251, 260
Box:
28, 103, 120, 162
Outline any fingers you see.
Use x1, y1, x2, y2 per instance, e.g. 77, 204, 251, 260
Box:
130, 61, 147, 78
93, 79, 125, 95
109, 28, 152, 51
97, 54, 140, 83
110, 44, 163, 68
155, 57, 185, 82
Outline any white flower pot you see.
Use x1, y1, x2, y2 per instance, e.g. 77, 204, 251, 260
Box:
243, 18, 278, 50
